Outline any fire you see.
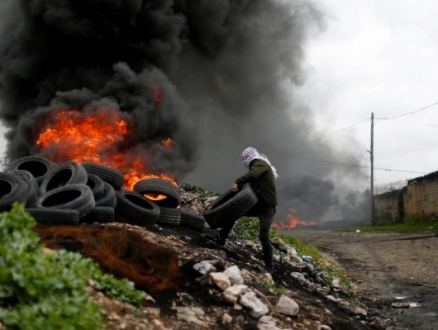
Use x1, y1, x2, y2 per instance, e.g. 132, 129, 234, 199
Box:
151, 82, 163, 106
144, 193, 168, 201
272, 208, 316, 230
36, 108, 177, 189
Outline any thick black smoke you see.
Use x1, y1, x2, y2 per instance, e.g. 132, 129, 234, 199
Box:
0, 0, 369, 222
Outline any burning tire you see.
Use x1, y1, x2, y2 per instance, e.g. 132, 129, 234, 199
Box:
156, 207, 181, 226
40, 161, 88, 195
0, 172, 28, 211
25, 208, 80, 226
134, 179, 180, 208
115, 190, 160, 226
11, 170, 40, 208
10, 156, 57, 185
36, 184, 95, 219
81, 206, 115, 224
180, 210, 206, 233
95, 182, 117, 208
82, 162, 125, 190
86, 173, 106, 200
203, 185, 257, 229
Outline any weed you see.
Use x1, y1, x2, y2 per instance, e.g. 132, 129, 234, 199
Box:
262, 280, 284, 296
0, 204, 146, 329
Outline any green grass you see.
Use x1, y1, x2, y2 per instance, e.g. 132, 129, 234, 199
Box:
340, 214, 438, 233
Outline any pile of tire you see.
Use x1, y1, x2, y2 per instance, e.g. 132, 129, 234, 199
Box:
1, 156, 206, 232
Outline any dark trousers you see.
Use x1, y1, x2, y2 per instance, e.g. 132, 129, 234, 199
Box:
219, 203, 276, 268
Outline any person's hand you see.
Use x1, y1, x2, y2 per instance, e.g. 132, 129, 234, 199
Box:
232, 183, 239, 192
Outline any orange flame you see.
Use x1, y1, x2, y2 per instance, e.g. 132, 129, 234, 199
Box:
36, 108, 177, 189
145, 193, 168, 201
272, 208, 316, 230
152, 82, 163, 106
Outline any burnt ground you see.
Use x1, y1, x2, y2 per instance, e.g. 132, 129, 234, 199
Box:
36, 222, 392, 330
291, 230, 438, 330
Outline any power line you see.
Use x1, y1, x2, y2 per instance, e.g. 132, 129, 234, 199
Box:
290, 155, 426, 174
375, 118, 438, 127
379, 100, 438, 119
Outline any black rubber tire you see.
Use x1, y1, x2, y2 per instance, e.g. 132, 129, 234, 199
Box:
81, 206, 115, 224
156, 207, 181, 226
40, 161, 88, 195
115, 190, 160, 226
95, 182, 117, 208
36, 184, 95, 218
180, 210, 206, 233
134, 179, 180, 207
114, 213, 128, 223
203, 185, 258, 229
86, 173, 106, 200
25, 208, 80, 225
81, 162, 125, 190
11, 170, 40, 208
0, 172, 28, 211
10, 156, 58, 185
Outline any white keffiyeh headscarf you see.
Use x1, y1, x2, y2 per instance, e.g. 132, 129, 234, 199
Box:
241, 146, 279, 179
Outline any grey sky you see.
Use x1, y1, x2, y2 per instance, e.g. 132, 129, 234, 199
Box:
294, 0, 438, 187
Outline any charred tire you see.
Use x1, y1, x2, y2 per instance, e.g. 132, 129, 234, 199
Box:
81, 207, 115, 224
95, 182, 117, 208
36, 184, 95, 218
115, 190, 160, 226
0, 172, 28, 211
11, 170, 40, 208
11, 156, 57, 185
86, 173, 106, 200
114, 213, 128, 223
134, 179, 180, 208
203, 185, 257, 229
180, 210, 206, 233
81, 162, 124, 190
156, 207, 181, 226
25, 208, 80, 226
40, 161, 88, 195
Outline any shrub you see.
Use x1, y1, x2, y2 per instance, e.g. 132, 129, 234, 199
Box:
0, 204, 145, 329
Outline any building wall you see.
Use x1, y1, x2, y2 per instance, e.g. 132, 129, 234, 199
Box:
374, 171, 438, 225
374, 189, 404, 225
404, 182, 438, 217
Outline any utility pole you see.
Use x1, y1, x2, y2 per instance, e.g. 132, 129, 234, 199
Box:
370, 113, 375, 225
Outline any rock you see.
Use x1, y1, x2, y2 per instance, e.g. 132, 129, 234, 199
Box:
391, 302, 410, 308
222, 284, 249, 304
320, 325, 332, 330
275, 295, 300, 316
258, 325, 282, 330
271, 237, 288, 252
258, 315, 277, 326
331, 278, 341, 288
354, 306, 367, 317
221, 313, 233, 325
172, 307, 207, 327
223, 265, 244, 285
239, 291, 270, 318
209, 272, 231, 290
193, 260, 217, 275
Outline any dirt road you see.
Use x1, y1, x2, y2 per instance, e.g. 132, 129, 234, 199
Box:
291, 230, 438, 330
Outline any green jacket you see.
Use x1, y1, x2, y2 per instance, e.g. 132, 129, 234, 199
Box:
235, 159, 278, 206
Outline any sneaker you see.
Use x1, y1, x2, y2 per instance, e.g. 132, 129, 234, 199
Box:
206, 233, 226, 246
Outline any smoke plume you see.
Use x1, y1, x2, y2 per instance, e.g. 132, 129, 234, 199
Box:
0, 0, 369, 223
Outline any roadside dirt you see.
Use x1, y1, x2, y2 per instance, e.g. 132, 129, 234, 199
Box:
292, 230, 438, 330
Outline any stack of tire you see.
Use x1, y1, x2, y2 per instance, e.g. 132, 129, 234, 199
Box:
1, 155, 206, 232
